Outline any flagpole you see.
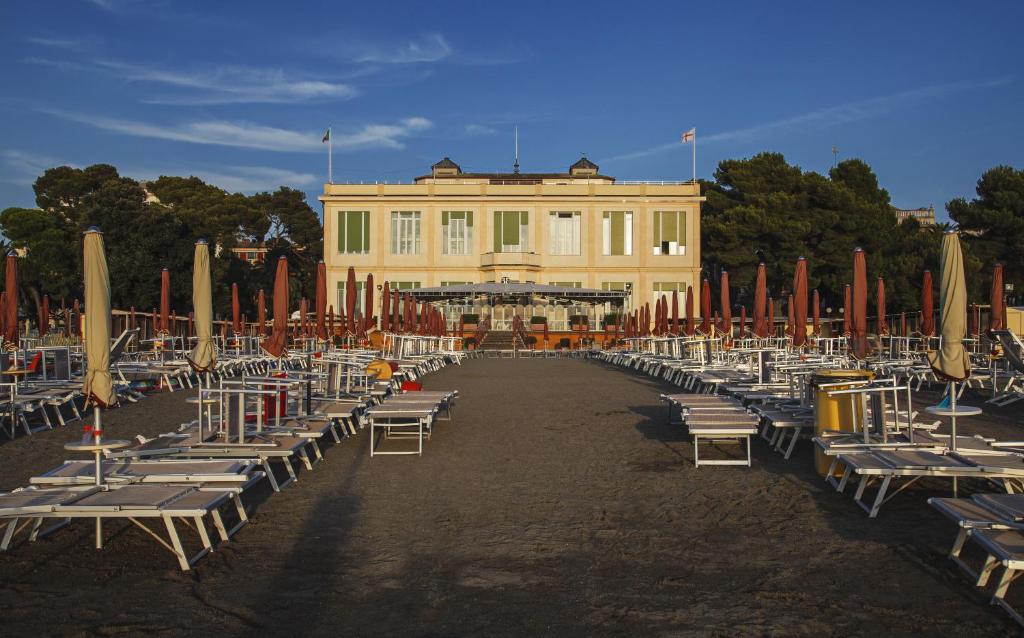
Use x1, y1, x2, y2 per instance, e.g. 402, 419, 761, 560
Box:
328, 126, 333, 184
692, 128, 696, 183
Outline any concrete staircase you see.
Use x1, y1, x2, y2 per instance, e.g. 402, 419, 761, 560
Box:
478, 330, 524, 351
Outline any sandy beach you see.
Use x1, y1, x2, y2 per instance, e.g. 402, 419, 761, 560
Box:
0, 357, 1021, 636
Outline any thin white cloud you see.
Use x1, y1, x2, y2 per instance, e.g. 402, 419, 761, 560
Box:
126, 165, 317, 194
464, 124, 497, 136
0, 149, 74, 186
349, 33, 453, 64
27, 36, 97, 51
602, 77, 1015, 163
41, 109, 433, 152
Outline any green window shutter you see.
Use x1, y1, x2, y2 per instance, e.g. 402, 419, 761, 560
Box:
664, 211, 677, 245
342, 210, 350, 252
493, 211, 502, 253
361, 212, 370, 252
610, 211, 624, 255
466, 211, 473, 227
678, 211, 686, 246
502, 212, 518, 247
442, 211, 449, 226
653, 211, 661, 248
346, 212, 363, 253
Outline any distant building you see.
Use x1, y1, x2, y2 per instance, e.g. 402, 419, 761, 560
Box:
231, 243, 269, 265
894, 206, 936, 226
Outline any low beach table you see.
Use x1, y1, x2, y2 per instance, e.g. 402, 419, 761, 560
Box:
684, 414, 758, 468
926, 404, 984, 496
366, 403, 436, 457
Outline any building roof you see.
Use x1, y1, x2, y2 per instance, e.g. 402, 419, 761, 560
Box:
394, 282, 628, 304
570, 156, 599, 171
431, 157, 461, 171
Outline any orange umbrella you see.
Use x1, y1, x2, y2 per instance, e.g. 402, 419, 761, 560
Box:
671, 289, 679, 335
381, 282, 391, 332
699, 279, 711, 335
38, 294, 49, 338
345, 267, 357, 335
299, 297, 309, 337
685, 285, 695, 336
921, 270, 934, 337
720, 271, 732, 341
391, 290, 401, 332
876, 277, 887, 336
315, 261, 327, 340
753, 263, 768, 338
842, 285, 852, 336
990, 263, 1005, 333
851, 248, 868, 359
257, 289, 266, 337
3, 254, 17, 347
739, 306, 747, 338
812, 290, 820, 336
792, 258, 808, 347
231, 283, 241, 335
641, 302, 650, 337
261, 256, 289, 357
364, 273, 374, 331
160, 267, 170, 334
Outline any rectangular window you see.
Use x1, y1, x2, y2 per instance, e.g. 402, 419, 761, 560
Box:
602, 282, 628, 291
442, 211, 474, 255
336, 280, 367, 316
602, 211, 633, 256
652, 282, 687, 312
493, 211, 529, 253
390, 211, 421, 255
550, 281, 581, 288
337, 211, 370, 254
652, 211, 687, 256
548, 211, 581, 255
391, 281, 422, 292
440, 281, 472, 287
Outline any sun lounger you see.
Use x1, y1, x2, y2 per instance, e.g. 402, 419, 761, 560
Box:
30, 458, 263, 486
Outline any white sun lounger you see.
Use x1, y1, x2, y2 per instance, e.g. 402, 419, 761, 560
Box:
30, 458, 263, 486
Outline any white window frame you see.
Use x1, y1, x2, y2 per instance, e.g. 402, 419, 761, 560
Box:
652, 211, 687, 256
602, 211, 633, 256
548, 211, 581, 256
442, 211, 473, 256
391, 211, 421, 255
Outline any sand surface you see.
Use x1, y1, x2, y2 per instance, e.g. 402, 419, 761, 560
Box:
0, 357, 1021, 636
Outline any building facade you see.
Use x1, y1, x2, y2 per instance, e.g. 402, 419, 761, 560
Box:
894, 206, 936, 226
319, 157, 703, 326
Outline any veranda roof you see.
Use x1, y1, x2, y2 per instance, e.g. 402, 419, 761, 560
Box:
396, 282, 628, 304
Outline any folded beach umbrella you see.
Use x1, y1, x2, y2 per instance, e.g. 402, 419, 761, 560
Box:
851, 248, 868, 359
739, 306, 747, 339
876, 277, 887, 336
720, 271, 732, 341
392, 290, 401, 332
842, 285, 852, 336
0, 293, 7, 341
257, 289, 266, 336
793, 258, 808, 347
364, 273, 374, 331
231, 283, 241, 336
315, 262, 327, 340
345, 267, 357, 335
699, 279, 711, 335
38, 294, 49, 339
299, 297, 309, 337
160, 267, 170, 335
990, 263, 1005, 334
921, 270, 934, 337
189, 240, 216, 373
812, 290, 820, 336
671, 289, 679, 335
381, 281, 391, 332
928, 231, 970, 379
685, 285, 695, 336
753, 263, 768, 338
261, 256, 289, 358
82, 228, 116, 412
3, 254, 17, 348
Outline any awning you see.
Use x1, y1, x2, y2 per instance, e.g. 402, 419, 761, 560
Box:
395, 282, 629, 304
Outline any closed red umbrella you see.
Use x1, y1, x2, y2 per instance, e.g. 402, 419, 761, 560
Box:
0, 293, 7, 341
753, 263, 768, 338
720, 271, 732, 341
381, 282, 391, 332
364, 273, 374, 331
990, 263, 1005, 333
792, 258, 808, 347
921, 270, 934, 337
419, 302, 429, 335
345, 267, 357, 335
671, 289, 679, 335
841, 285, 851, 336
3, 254, 17, 348
257, 289, 266, 336
699, 279, 711, 335
407, 295, 416, 333
641, 303, 650, 337
876, 277, 887, 336
392, 290, 401, 333
38, 294, 49, 338
261, 256, 289, 357
160, 267, 170, 334
812, 290, 820, 336
315, 261, 327, 340
685, 285, 695, 336
739, 306, 747, 338
851, 248, 868, 358
231, 283, 241, 335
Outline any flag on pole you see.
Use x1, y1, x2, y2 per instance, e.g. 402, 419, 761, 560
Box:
681, 128, 695, 143
322, 128, 331, 143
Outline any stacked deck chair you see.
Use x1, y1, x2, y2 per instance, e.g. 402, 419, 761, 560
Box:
661, 393, 759, 467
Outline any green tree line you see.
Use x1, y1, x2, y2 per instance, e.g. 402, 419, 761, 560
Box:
0, 164, 322, 321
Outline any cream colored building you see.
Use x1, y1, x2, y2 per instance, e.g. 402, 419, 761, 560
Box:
319, 157, 703, 327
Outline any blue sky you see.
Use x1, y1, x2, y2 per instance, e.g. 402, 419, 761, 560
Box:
1, 0, 1021, 219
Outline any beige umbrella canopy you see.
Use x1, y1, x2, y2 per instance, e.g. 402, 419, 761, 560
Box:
927, 231, 970, 381
82, 228, 116, 410
188, 240, 216, 373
